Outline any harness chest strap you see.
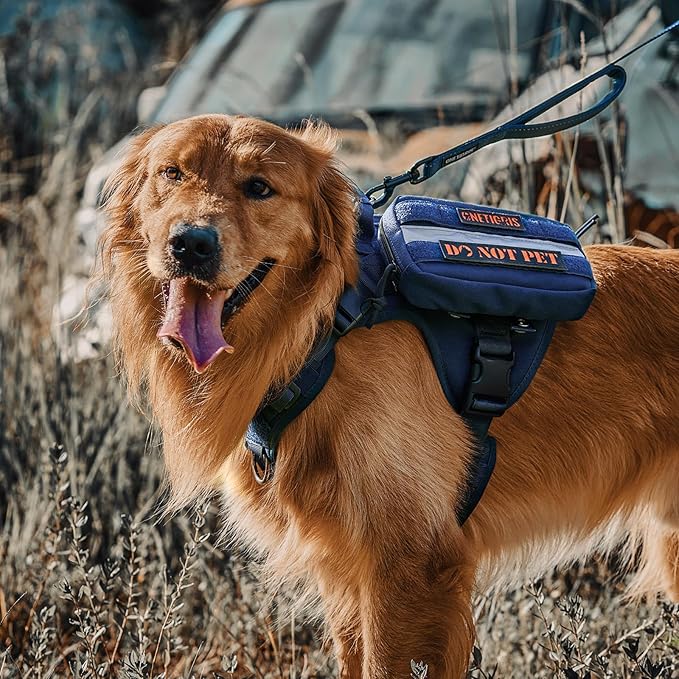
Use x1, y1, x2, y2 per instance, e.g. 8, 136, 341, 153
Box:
246, 333, 337, 484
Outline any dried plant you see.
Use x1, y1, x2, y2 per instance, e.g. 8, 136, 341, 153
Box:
1, 2, 678, 678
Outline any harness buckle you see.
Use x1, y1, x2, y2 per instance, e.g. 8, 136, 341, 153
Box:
463, 318, 515, 417
333, 303, 358, 336
267, 382, 302, 415
333, 264, 397, 337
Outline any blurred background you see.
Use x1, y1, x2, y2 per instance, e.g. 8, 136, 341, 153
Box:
1, 1, 678, 677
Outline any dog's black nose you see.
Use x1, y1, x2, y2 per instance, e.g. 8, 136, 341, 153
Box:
169, 224, 219, 270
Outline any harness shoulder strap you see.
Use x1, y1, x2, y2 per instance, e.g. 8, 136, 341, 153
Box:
245, 279, 506, 525
246, 335, 337, 483
244, 271, 391, 482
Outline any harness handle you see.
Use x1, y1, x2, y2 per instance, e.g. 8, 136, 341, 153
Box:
366, 64, 626, 208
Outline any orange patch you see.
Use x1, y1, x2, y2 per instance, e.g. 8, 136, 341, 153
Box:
440, 240, 565, 270
456, 207, 524, 230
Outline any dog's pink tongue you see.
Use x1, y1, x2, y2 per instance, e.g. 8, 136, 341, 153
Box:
157, 278, 233, 373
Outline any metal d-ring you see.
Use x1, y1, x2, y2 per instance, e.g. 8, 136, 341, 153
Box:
250, 445, 274, 484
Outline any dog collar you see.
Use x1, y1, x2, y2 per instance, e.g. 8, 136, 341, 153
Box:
222, 258, 276, 325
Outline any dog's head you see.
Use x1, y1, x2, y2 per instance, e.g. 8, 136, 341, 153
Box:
99, 115, 358, 496
101, 115, 357, 373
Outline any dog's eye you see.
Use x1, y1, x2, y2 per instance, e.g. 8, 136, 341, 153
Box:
244, 178, 274, 200
163, 166, 182, 182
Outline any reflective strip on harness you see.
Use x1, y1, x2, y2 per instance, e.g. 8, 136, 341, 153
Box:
401, 224, 587, 259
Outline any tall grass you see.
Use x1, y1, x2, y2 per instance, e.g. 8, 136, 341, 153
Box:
0, 2, 677, 677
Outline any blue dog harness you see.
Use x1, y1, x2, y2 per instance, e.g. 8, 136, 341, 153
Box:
246, 194, 597, 524
243, 18, 679, 524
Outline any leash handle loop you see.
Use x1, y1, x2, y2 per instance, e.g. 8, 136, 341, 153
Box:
504, 63, 627, 138
366, 63, 627, 208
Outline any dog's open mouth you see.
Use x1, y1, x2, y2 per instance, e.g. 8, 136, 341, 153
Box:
157, 279, 234, 374
156, 260, 275, 374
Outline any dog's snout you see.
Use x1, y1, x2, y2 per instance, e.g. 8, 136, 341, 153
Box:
168, 224, 219, 270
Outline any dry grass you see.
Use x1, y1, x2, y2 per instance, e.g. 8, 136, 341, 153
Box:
0, 3, 678, 677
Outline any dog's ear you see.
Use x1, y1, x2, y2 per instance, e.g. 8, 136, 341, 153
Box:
295, 122, 359, 285
99, 126, 162, 271
96, 125, 166, 396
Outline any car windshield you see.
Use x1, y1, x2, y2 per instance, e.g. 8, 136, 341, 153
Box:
154, 0, 549, 125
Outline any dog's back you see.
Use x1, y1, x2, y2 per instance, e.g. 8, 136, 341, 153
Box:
473, 245, 679, 596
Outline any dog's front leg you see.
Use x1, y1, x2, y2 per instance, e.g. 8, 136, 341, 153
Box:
331, 628, 363, 679
359, 559, 476, 679
316, 578, 364, 678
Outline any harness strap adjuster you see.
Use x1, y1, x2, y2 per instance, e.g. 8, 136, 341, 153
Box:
333, 303, 358, 336
334, 297, 386, 337
267, 382, 302, 415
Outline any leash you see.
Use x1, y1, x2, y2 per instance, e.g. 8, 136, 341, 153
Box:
366, 18, 679, 209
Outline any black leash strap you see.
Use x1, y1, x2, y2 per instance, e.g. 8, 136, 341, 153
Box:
367, 18, 679, 208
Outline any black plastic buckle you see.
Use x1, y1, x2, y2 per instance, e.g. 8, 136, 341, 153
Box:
333, 297, 383, 337
268, 382, 302, 414
333, 303, 359, 336
463, 319, 515, 417
333, 265, 396, 337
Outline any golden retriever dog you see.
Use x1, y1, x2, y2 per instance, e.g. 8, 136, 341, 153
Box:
100, 114, 679, 678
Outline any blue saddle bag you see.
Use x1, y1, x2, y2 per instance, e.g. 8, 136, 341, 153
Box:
378, 195, 596, 321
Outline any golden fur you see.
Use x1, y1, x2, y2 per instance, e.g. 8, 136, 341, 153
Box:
100, 114, 679, 678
